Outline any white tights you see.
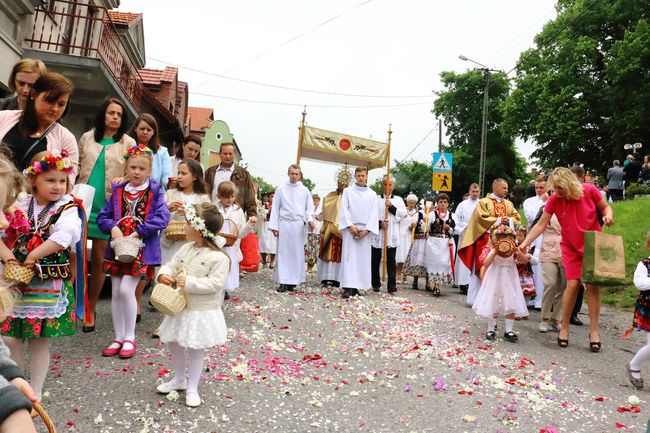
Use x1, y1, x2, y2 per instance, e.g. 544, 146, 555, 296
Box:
2, 337, 50, 400
110, 275, 140, 343
630, 331, 650, 377
168, 342, 206, 395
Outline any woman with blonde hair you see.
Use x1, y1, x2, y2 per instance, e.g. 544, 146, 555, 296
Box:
0, 156, 37, 432
0, 58, 47, 111
519, 167, 613, 351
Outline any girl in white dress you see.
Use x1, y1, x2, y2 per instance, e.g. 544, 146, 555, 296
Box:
472, 221, 528, 343
156, 202, 230, 407
161, 159, 210, 264
216, 181, 254, 295
396, 194, 418, 283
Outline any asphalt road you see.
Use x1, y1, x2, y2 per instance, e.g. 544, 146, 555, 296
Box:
31, 267, 649, 433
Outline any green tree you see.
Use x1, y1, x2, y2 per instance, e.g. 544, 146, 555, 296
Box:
370, 160, 433, 200
503, 0, 650, 175
433, 70, 527, 204
302, 177, 316, 192
252, 176, 275, 195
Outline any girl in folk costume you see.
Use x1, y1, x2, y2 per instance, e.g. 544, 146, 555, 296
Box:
216, 181, 254, 296
396, 194, 418, 284
472, 221, 528, 343
161, 159, 210, 264
305, 193, 322, 273
515, 225, 539, 299
625, 230, 650, 390
425, 193, 456, 297
97, 144, 170, 359
259, 191, 277, 268
1, 151, 84, 400
403, 199, 433, 291
156, 203, 230, 407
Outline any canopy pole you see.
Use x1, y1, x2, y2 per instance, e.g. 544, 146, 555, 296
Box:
296, 106, 307, 164
382, 124, 392, 283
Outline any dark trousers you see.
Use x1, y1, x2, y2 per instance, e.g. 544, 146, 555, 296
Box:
372, 246, 396, 291
572, 283, 584, 317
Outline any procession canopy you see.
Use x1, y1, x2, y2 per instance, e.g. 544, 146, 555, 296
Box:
300, 125, 388, 169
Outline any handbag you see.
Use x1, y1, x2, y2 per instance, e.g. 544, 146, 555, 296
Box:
582, 230, 626, 286
17, 122, 56, 168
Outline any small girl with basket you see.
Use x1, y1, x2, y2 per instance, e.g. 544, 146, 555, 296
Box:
216, 181, 255, 297
472, 220, 529, 343
161, 159, 210, 264
625, 230, 650, 390
155, 202, 230, 407
97, 144, 170, 359
0, 151, 83, 400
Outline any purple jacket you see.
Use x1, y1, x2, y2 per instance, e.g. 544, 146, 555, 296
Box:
96, 179, 170, 265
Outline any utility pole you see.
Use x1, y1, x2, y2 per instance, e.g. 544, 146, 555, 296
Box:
438, 118, 442, 153
479, 70, 490, 197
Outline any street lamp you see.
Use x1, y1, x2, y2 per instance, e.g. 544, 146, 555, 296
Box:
623, 142, 643, 152
459, 54, 498, 197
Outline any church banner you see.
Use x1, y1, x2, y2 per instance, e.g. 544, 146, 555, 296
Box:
300, 125, 388, 169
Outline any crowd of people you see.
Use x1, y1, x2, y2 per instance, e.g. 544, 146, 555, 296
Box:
0, 59, 648, 431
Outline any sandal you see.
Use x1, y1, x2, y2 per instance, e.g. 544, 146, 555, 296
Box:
589, 338, 601, 353
625, 362, 644, 390
557, 336, 569, 348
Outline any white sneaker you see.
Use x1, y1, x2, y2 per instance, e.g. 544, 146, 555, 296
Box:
538, 322, 548, 333
186, 392, 201, 407
156, 378, 187, 394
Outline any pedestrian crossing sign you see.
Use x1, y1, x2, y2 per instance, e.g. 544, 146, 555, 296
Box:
432, 152, 452, 172
432, 172, 452, 191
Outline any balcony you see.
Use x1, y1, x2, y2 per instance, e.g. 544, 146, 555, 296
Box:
22, 0, 143, 113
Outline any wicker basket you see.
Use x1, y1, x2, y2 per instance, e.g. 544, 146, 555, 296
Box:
150, 277, 187, 316
2, 259, 35, 286
218, 218, 239, 247
32, 401, 57, 433
495, 237, 516, 258
164, 219, 186, 241
111, 237, 143, 263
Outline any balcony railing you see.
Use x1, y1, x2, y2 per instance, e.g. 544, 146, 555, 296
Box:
23, 0, 142, 110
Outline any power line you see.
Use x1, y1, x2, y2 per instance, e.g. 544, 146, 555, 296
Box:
148, 56, 432, 99
195, 0, 375, 88
190, 91, 433, 109
399, 124, 438, 162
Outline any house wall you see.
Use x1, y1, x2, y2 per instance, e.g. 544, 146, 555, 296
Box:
0, 0, 39, 94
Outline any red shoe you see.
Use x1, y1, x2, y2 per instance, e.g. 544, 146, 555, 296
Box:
102, 340, 123, 357
119, 340, 136, 359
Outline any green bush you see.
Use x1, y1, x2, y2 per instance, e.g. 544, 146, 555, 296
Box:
625, 183, 650, 198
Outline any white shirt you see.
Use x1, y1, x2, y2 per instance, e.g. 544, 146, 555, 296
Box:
454, 197, 479, 235
523, 194, 546, 226
634, 259, 650, 291
370, 194, 407, 248
212, 164, 235, 202
339, 184, 379, 235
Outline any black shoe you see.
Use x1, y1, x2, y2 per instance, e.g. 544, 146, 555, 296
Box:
459, 285, 468, 295
503, 331, 519, 343
372, 287, 380, 292
224, 292, 230, 300
387, 288, 397, 294
277, 285, 287, 293
342, 288, 351, 299
485, 331, 496, 340
570, 315, 584, 326
136, 314, 142, 323
286, 285, 295, 292
350, 289, 360, 297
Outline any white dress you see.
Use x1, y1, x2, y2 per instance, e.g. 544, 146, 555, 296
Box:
218, 203, 252, 292
160, 190, 210, 265
472, 255, 529, 318
396, 209, 418, 263
157, 244, 230, 349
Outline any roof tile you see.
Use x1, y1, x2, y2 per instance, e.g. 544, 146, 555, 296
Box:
188, 107, 213, 132
107, 11, 142, 26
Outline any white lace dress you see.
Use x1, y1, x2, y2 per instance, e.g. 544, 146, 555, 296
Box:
472, 255, 529, 318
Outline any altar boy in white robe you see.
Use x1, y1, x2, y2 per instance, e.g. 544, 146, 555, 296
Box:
338, 166, 379, 298
371, 175, 407, 294
269, 164, 314, 292
454, 183, 480, 295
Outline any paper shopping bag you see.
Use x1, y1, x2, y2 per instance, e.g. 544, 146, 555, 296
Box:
582, 231, 626, 286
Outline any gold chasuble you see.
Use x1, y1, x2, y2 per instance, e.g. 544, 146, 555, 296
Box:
458, 196, 520, 270
319, 191, 344, 262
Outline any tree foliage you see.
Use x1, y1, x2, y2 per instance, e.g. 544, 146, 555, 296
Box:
370, 160, 433, 200
252, 176, 275, 195
302, 177, 316, 192
503, 0, 650, 175
433, 70, 528, 204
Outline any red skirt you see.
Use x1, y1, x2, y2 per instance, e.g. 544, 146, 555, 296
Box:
102, 259, 155, 280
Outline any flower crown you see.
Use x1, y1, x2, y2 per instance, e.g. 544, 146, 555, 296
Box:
23, 150, 75, 177
123, 144, 153, 160
515, 224, 527, 234
184, 204, 223, 245
489, 224, 515, 236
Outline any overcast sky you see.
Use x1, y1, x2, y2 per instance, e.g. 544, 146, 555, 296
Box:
120, 0, 558, 196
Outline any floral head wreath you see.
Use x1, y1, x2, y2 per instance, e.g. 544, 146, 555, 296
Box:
123, 144, 153, 160
489, 223, 515, 237
183, 204, 225, 247
515, 224, 527, 234
23, 150, 75, 177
